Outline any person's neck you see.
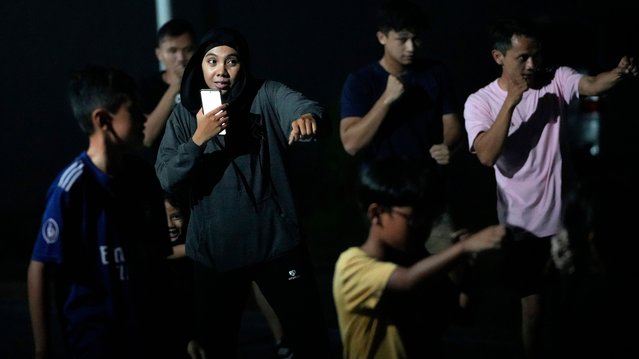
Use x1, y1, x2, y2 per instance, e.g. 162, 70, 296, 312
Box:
360, 235, 385, 260
379, 57, 405, 77
497, 76, 509, 91
86, 137, 124, 176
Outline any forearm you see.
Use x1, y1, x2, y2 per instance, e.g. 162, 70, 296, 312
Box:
473, 106, 513, 166
388, 242, 465, 290
168, 244, 186, 259
27, 261, 49, 357
143, 84, 180, 147
578, 70, 624, 97
442, 113, 463, 147
340, 97, 392, 155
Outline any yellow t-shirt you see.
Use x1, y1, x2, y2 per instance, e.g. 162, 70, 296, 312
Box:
333, 247, 406, 359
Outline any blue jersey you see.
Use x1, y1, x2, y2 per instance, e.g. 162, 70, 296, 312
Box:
31, 151, 171, 357
340, 59, 458, 168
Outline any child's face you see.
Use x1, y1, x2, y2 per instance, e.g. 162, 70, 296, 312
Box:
107, 99, 145, 149
165, 200, 185, 242
381, 206, 414, 250
201, 45, 241, 96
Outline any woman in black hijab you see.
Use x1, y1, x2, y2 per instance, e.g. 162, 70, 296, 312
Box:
155, 27, 332, 358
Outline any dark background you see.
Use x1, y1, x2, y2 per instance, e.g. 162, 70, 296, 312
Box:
1, 0, 638, 355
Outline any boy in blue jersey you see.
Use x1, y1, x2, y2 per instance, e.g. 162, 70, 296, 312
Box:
27, 65, 172, 358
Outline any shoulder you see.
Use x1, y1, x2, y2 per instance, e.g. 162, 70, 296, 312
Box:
552, 66, 583, 83
555, 66, 580, 76
41, 154, 97, 218
259, 79, 286, 92
336, 247, 365, 263
466, 80, 500, 101
257, 80, 316, 105
52, 154, 92, 194
336, 247, 395, 273
170, 102, 194, 118
167, 103, 198, 130
334, 248, 397, 293
345, 62, 384, 82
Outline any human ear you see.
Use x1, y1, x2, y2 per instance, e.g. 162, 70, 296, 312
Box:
155, 47, 163, 62
376, 31, 387, 45
492, 49, 504, 65
368, 204, 382, 223
92, 109, 112, 130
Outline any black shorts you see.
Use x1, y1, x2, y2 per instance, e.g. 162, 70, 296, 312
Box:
500, 228, 551, 298
192, 245, 331, 358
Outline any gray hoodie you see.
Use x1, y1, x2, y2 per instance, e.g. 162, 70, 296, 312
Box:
155, 28, 324, 271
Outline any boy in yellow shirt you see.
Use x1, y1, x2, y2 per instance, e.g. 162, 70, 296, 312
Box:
333, 158, 504, 358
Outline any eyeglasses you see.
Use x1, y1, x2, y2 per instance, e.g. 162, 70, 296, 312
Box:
390, 208, 413, 225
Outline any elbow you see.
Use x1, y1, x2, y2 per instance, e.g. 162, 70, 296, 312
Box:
478, 156, 496, 167
342, 144, 358, 156
475, 152, 496, 167
340, 138, 360, 156
142, 130, 155, 148
472, 142, 497, 167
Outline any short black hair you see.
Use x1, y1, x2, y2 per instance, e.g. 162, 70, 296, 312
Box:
68, 64, 138, 134
157, 18, 195, 46
489, 17, 541, 54
358, 157, 442, 221
376, 0, 428, 35
164, 191, 188, 212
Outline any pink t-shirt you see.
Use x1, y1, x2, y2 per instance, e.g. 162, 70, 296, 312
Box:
464, 67, 582, 237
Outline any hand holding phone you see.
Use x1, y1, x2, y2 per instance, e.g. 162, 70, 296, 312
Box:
200, 89, 225, 135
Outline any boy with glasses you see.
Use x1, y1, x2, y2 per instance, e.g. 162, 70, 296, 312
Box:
333, 158, 504, 358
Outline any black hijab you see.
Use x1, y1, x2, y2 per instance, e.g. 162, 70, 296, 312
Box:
180, 27, 259, 115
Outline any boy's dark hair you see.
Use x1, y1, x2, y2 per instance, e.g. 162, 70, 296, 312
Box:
68, 64, 138, 134
376, 0, 428, 35
490, 17, 541, 54
358, 157, 441, 221
164, 191, 189, 215
157, 18, 195, 46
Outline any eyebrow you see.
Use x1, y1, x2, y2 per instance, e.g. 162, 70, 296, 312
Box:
204, 52, 239, 59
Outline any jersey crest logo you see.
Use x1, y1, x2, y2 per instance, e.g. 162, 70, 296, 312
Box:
42, 218, 59, 244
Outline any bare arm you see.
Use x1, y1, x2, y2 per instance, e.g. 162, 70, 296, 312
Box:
340, 74, 404, 155
442, 113, 463, 148
473, 77, 527, 166
579, 56, 637, 96
386, 225, 504, 291
429, 113, 463, 165
143, 81, 181, 147
27, 260, 50, 359
167, 244, 186, 260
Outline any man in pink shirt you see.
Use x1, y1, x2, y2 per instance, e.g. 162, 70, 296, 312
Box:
464, 17, 637, 358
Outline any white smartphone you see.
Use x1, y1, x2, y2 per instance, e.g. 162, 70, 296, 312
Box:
200, 89, 225, 135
